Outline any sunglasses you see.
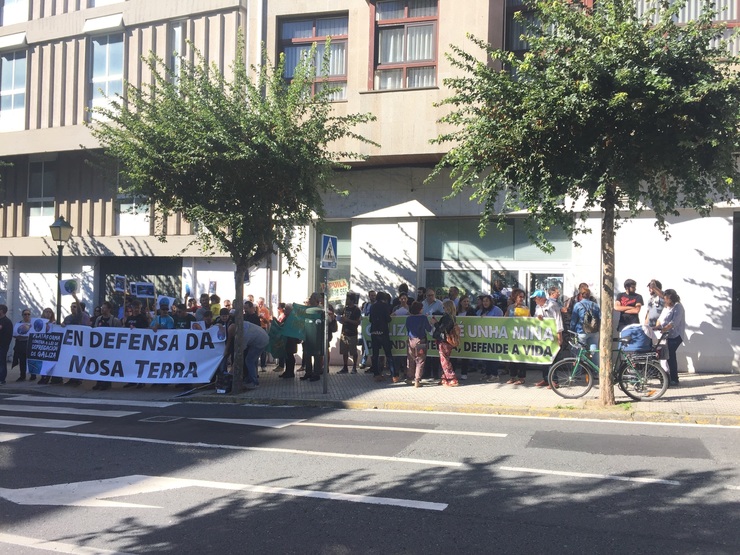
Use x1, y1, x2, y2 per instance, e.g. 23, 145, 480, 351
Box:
23, 312, 31, 316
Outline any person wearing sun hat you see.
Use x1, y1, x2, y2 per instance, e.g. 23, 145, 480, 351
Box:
531, 290, 564, 387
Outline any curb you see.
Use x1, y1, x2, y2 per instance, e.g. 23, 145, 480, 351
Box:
5, 385, 740, 427
188, 393, 740, 427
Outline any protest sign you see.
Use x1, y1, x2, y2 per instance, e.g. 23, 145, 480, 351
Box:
114, 275, 126, 292
59, 278, 79, 296
27, 325, 225, 384
361, 316, 559, 364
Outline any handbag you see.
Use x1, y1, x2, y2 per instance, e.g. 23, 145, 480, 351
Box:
446, 323, 461, 348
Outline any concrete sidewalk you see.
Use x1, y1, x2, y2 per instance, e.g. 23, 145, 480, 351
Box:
2, 366, 740, 426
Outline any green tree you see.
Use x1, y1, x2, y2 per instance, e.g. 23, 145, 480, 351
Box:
431, 0, 740, 404
87, 39, 376, 391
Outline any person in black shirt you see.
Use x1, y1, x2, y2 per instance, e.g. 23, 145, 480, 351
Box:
338, 293, 362, 373
0, 304, 12, 385
172, 303, 196, 329
369, 292, 396, 382
123, 301, 151, 388
243, 301, 261, 326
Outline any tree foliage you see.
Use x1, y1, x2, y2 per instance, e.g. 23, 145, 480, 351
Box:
431, 0, 740, 403
87, 36, 376, 389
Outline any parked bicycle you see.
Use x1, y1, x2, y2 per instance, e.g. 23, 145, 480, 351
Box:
548, 330, 669, 401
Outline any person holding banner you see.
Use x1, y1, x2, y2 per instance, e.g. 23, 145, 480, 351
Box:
478, 294, 504, 383
455, 295, 477, 380
36, 308, 56, 384
92, 302, 122, 391
123, 301, 151, 389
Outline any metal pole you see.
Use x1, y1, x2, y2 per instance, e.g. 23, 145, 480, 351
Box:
56, 244, 63, 323
323, 270, 328, 394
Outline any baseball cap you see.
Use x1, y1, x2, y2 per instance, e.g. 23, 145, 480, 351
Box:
530, 290, 547, 299
159, 299, 170, 307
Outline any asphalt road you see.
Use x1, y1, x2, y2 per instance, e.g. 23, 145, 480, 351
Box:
0, 393, 739, 554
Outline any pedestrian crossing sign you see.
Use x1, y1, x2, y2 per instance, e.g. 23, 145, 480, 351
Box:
320, 234, 338, 269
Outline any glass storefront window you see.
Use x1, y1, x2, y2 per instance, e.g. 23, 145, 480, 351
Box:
424, 269, 482, 299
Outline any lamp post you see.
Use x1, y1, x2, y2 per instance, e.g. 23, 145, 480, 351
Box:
49, 216, 73, 323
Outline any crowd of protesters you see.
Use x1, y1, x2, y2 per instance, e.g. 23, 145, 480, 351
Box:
0, 277, 684, 389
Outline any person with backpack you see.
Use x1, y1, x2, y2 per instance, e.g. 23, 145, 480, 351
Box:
431, 300, 460, 387
570, 287, 602, 365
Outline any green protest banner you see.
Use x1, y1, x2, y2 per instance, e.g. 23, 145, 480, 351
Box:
361, 316, 559, 364
281, 303, 308, 340
267, 317, 286, 359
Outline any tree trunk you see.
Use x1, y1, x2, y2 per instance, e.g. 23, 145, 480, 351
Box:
230, 262, 247, 394
599, 185, 617, 406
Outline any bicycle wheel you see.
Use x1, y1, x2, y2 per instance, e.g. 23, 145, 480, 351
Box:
547, 358, 595, 399
618, 360, 668, 401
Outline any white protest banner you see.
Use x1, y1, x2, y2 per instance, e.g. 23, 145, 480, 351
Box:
27, 325, 226, 384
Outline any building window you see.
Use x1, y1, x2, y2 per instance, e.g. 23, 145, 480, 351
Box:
280, 15, 348, 101
27, 159, 56, 237
117, 195, 150, 236
168, 21, 184, 85
0, 49, 25, 131
372, 0, 437, 90
89, 33, 124, 114
0, 0, 28, 26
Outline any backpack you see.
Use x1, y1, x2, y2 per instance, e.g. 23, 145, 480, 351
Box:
582, 303, 599, 334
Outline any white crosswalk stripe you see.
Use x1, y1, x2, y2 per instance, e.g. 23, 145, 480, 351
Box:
0, 404, 138, 418
4, 395, 175, 408
0, 415, 93, 428
0, 400, 141, 436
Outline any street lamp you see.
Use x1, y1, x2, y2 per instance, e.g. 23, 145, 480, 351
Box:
49, 215, 73, 323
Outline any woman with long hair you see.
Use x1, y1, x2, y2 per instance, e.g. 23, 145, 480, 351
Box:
432, 300, 459, 386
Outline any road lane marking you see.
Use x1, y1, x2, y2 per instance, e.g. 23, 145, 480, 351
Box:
0, 416, 92, 428
293, 422, 507, 437
0, 532, 135, 554
0, 404, 137, 418
0, 432, 33, 442
499, 465, 681, 485
5, 395, 176, 408
192, 418, 306, 428
0, 475, 447, 512
47, 431, 464, 467
193, 418, 506, 437
365, 409, 740, 429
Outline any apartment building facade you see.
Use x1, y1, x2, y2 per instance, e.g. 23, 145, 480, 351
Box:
0, 0, 738, 373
